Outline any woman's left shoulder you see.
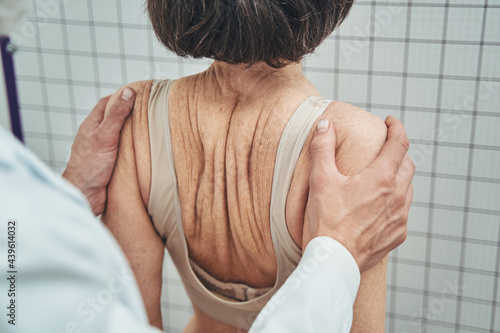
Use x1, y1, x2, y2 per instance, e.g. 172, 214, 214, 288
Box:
321, 101, 388, 176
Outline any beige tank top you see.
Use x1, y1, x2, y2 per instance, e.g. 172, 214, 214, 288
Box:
147, 79, 333, 330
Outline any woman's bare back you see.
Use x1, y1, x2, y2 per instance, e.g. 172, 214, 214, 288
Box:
103, 70, 389, 332
168, 74, 321, 287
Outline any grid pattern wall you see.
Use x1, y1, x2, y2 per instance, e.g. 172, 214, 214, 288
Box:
10, 0, 500, 332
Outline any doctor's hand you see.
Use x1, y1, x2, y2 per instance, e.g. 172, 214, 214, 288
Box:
304, 116, 414, 273
62, 88, 136, 216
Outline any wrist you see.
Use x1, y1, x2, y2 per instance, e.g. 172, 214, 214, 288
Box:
308, 229, 363, 271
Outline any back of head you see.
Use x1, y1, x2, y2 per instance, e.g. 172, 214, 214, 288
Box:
147, 0, 354, 68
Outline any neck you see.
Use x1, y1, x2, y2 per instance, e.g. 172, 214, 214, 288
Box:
202, 60, 305, 100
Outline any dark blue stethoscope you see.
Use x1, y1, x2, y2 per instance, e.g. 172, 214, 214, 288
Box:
1, 36, 23, 143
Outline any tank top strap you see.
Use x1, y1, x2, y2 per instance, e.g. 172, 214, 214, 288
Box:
270, 95, 334, 282
148, 79, 177, 240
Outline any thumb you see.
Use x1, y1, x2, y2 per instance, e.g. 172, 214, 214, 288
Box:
309, 119, 341, 183
99, 87, 136, 135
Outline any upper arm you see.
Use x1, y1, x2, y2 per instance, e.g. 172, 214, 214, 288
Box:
288, 101, 388, 332
100, 80, 165, 329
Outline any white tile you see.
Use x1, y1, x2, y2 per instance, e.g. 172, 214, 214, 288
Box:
440, 79, 477, 112
438, 112, 473, 145
394, 291, 423, 320
459, 301, 492, 330
72, 85, 101, 113
435, 146, 470, 176
46, 83, 71, 108
484, 8, 500, 43
446, 7, 484, 42
336, 73, 369, 105
464, 243, 497, 271
124, 59, 151, 82
476, 78, 500, 114
338, 38, 370, 71
24, 136, 51, 161
408, 140, 434, 173
472, 149, 500, 180
433, 178, 467, 208
66, 25, 93, 53
432, 209, 464, 238
97, 58, 124, 85
469, 181, 500, 212
495, 306, 500, 331
370, 75, 403, 106
397, 235, 427, 262
17, 81, 44, 106
123, 28, 150, 57
305, 38, 335, 70
424, 291, 458, 325
405, 77, 439, 109
428, 268, 462, 295
408, 206, 429, 233
20, 109, 46, 133
94, 26, 121, 54
69, 55, 96, 82
118, 0, 145, 24
166, 309, 192, 330
13, 50, 40, 77
91, 0, 118, 23
63, 1, 89, 21
429, 238, 461, 267
166, 283, 191, 308
461, 272, 495, 301
466, 212, 500, 243
413, 174, 432, 204
42, 53, 68, 80
371, 3, 408, 39
396, 262, 425, 291
305, 71, 334, 101
474, 115, 500, 146
10, 18, 39, 48
335, 4, 373, 37
409, 7, 446, 40
372, 41, 405, 73
407, 42, 442, 76
49, 112, 74, 136
38, 23, 65, 50
52, 139, 73, 165
443, 44, 480, 78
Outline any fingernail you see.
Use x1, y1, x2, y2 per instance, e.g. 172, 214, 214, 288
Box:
121, 88, 134, 101
316, 119, 329, 133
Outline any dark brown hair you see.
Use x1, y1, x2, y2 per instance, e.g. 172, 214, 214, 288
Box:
147, 0, 354, 68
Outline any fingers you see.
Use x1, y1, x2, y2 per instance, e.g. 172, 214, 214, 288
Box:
82, 96, 111, 131
309, 119, 342, 186
397, 154, 416, 192
98, 87, 136, 135
370, 116, 410, 175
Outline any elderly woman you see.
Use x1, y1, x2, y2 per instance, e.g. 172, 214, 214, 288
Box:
102, 0, 388, 332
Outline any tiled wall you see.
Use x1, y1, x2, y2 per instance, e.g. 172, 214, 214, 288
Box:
11, 0, 500, 332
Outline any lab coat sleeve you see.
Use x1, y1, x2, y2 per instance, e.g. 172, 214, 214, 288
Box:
249, 236, 361, 333
0, 128, 160, 333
